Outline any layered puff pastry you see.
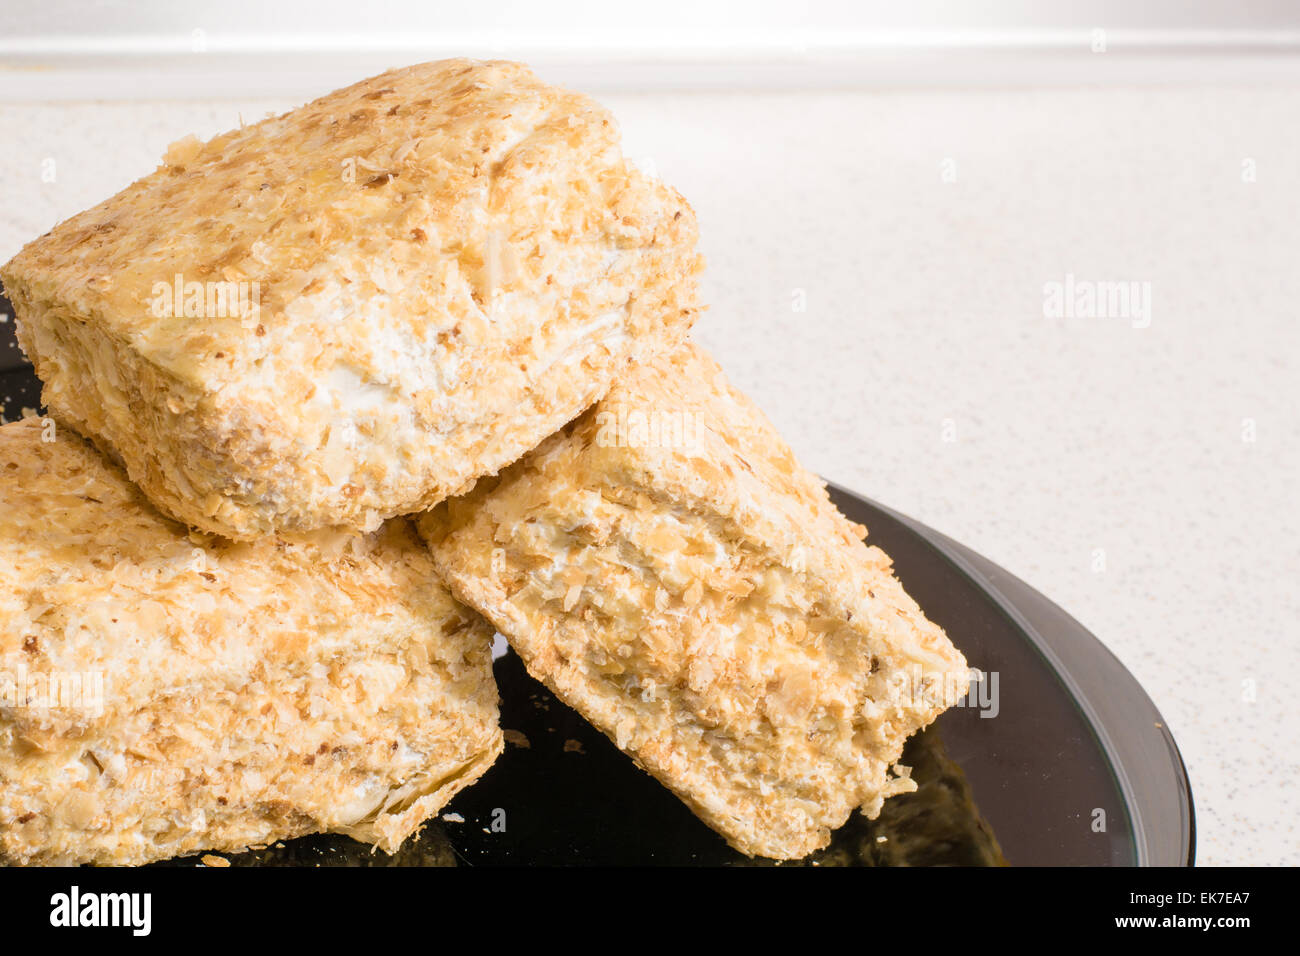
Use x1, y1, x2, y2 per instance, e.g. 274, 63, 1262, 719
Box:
0, 418, 502, 866
420, 342, 971, 859
0, 58, 702, 540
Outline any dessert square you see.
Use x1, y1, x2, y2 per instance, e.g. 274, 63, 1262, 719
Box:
0, 418, 502, 865
0, 58, 701, 539
421, 342, 970, 859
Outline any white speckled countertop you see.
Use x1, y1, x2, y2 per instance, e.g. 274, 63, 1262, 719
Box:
0, 84, 1295, 866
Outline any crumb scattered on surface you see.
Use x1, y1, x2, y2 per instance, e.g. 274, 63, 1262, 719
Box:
442, 812, 465, 823
503, 729, 531, 749
201, 854, 230, 867
563, 739, 585, 754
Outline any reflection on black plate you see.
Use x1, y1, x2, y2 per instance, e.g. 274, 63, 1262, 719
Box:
0, 287, 1191, 867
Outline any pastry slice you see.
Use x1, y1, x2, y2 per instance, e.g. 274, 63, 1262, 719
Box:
0, 417, 501, 866
421, 342, 971, 859
0, 58, 702, 539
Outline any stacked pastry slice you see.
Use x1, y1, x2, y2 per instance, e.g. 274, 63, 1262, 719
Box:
1, 58, 702, 541
0, 58, 702, 865
0, 57, 966, 865
0, 418, 501, 865
422, 343, 969, 859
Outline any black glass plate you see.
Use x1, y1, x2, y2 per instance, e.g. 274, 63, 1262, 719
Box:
0, 292, 1193, 867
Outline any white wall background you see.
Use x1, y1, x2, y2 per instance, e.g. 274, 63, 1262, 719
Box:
3, 0, 1300, 98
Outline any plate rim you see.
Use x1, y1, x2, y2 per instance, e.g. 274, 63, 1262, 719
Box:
827, 481, 1196, 867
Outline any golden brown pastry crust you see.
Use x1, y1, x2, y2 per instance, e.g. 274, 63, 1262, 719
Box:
0, 418, 502, 866
0, 58, 702, 539
422, 342, 970, 860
